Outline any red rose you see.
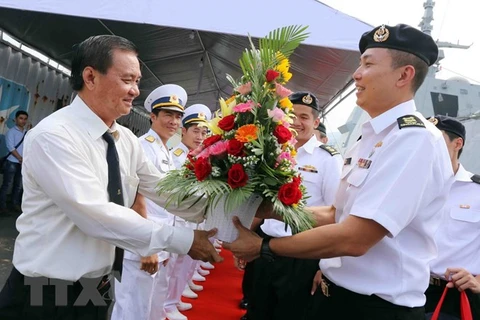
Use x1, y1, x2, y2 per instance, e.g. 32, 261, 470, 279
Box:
203, 135, 222, 148
227, 163, 248, 188
194, 157, 212, 181
218, 115, 236, 131
226, 139, 245, 157
273, 125, 292, 144
266, 69, 280, 82
292, 176, 302, 186
278, 182, 303, 206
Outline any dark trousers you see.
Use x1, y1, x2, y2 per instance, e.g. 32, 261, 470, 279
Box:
0, 267, 111, 320
248, 230, 320, 320
320, 276, 425, 320
425, 283, 480, 320
0, 160, 22, 209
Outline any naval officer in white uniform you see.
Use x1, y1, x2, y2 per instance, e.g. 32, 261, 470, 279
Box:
224, 24, 454, 320
425, 115, 480, 320
112, 84, 187, 320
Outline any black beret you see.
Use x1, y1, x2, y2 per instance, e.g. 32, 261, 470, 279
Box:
316, 122, 327, 135
359, 24, 438, 66
428, 115, 466, 143
289, 91, 319, 111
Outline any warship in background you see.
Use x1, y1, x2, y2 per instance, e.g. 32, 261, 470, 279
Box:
335, 0, 480, 173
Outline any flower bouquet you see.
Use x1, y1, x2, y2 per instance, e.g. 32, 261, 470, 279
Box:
157, 25, 315, 241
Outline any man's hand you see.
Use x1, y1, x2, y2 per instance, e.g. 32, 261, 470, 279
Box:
254, 199, 282, 221
311, 270, 323, 295
140, 254, 159, 274
188, 228, 224, 264
445, 267, 480, 293
233, 255, 247, 271
222, 216, 263, 262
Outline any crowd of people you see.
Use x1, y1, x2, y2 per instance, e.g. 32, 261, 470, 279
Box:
0, 21, 478, 320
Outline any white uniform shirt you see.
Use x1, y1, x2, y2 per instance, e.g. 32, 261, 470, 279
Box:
430, 164, 480, 277
320, 100, 454, 307
261, 135, 343, 238
13, 96, 203, 281
172, 142, 189, 169
124, 129, 177, 262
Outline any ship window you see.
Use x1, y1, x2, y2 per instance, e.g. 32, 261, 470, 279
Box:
430, 92, 458, 117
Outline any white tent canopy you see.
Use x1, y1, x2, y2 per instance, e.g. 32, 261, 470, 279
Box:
0, 0, 372, 111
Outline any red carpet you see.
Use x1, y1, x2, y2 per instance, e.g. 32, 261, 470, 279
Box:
181, 250, 245, 320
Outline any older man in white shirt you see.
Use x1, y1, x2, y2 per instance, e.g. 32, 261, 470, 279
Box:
0, 35, 221, 320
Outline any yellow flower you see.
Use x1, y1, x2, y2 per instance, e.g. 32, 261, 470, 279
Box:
279, 97, 293, 110
207, 117, 224, 135
276, 59, 290, 74
291, 149, 297, 157
283, 71, 292, 82
235, 124, 258, 142
226, 95, 236, 106
219, 97, 233, 117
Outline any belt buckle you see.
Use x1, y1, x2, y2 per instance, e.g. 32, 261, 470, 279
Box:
429, 276, 441, 286
321, 279, 330, 297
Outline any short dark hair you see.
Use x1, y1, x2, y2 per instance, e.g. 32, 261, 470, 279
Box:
15, 110, 28, 118
388, 49, 429, 93
311, 109, 320, 119
70, 35, 138, 91
444, 130, 464, 158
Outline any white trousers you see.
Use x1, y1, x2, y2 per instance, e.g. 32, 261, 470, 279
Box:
111, 259, 169, 320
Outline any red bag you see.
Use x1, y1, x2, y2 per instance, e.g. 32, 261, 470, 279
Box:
431, 285, 473, 320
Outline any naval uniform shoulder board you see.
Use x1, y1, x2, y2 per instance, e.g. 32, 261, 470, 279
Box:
144, 135, 155, 143
471, 174, 480, 184
319, 144, 340, 156
397, 115, 426, 130
173, 148, 185, 157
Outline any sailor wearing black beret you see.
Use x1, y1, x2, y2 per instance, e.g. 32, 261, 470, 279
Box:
253, 90, 343, 320
220, 23, 454, 320
425, 115, 480, 319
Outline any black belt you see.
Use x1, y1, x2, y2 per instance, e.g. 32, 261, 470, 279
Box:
320, 275, 413, 310
429, 275, 449, 287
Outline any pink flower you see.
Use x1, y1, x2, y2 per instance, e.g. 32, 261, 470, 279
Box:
267, 107, 286, 122
209, 141, 228, 157
235, 82, 252, 95
288, 136, 297, 145
234, 101, 254, 113
277, 151, 296, 166
275, 83, 292, 99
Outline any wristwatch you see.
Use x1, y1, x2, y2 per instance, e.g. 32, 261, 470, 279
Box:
260, 238, 275, 262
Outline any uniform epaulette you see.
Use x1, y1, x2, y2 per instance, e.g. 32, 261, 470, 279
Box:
319, 144, 340, 156
471, 174, 480, 184
397, 115, 425, 129
144, 135, 155, 143
173, 148, 185, 157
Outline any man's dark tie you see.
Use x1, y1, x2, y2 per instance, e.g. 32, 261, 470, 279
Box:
102, 131, 124, 280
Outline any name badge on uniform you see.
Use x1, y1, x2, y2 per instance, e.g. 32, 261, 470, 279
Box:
357, 158, 372, 169
459, 204, 471, 209
298, 165, 318, 173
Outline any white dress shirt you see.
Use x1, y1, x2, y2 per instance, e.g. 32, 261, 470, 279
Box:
171, 142, 189, 169
261, 135, 343, 238
14, 96, 205, 281
320, 100, 454, 307
430, 164, 480, 277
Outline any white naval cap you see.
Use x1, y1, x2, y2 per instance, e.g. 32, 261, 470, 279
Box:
182, 104, 212, 127
144, 84, 188, 113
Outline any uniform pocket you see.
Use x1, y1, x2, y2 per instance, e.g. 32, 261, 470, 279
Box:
450, 207, 480, 223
